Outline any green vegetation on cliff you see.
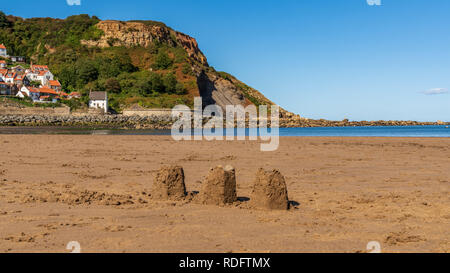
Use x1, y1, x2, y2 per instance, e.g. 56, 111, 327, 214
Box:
0, 11, 275, 113
0, 12, 196, 111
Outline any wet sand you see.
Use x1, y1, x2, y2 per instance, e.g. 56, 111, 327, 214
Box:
0, 135, 448, 253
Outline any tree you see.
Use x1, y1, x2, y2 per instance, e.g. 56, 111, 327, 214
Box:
182, 63, 193, 75
105, 78, 121, 94
150, 73, 164, 93
135, 78, 153, 96
163, 73, 177, 93
77, 61, 98, 86
153, 50, 173, 70
175, 83, 187, 95
0, 11, 11, 28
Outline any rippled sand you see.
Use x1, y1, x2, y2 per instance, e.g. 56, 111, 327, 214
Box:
0, 135, 448, 253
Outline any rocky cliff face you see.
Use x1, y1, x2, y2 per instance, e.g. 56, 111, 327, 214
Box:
81, 20, 207, 65
197, 71, 247, 109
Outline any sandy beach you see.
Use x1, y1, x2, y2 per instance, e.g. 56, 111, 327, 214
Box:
0, 135, 448, 253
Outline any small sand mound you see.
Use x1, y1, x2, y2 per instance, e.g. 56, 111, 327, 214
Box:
152, 165, 187, 200
251, 168, 289, 210
201, 165, 237, 205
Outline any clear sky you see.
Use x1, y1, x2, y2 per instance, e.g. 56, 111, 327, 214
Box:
2, 0, 450, 121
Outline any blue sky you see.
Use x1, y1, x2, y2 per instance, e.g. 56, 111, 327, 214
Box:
2, 0, 450, 121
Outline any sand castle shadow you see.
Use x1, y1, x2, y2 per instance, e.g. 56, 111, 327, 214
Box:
237, 197, 250, 202
238, 197, 300, 208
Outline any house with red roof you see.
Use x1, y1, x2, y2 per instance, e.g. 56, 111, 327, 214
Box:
0, 69, 7, 80
18, 86, 41, 101
19, 85, 37, 97
68, 92, 81, 99
4, 71, 16, 84
38, 86, 58, 97
14, 73, 30, 87
0, 60, 6, 69
26, 65, 54, 85
0, 80, 17, 96
47, 80, 62, 92
0, 44, 7, 58
0, 78, 9, 95
30, 64, 49, 72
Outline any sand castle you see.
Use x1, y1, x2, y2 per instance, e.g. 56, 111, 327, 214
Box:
152, 165, 290, 210
251, 169, 290, 210
200, 165, 237, 205
152, 165, 187, 201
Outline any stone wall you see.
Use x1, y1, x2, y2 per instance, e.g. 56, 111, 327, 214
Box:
0, 105, 70, 116
122, 108, 190, 117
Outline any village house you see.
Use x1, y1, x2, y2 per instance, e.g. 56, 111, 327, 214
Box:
17, 86, 59, 101
0, 80, 18, 96
26, 64, 54, 86
0, 68, 7, 79
0, 60, 6, 68
0, 78, 9, 95
0, 58, 80, 103
4, 71, 16, 84
68, 92, 81, 99
39, 86, 59, 99
59, 91, 69, 99
17, 86, 40, 100
36, 70, 53, 86
47, 80, 62, 92
89, 91, 108, 113
14, 74, 29, 87
0, 44, 7, 58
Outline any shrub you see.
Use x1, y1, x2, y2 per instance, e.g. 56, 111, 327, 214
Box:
182, 63, 193, 75
153, 50, 173, 70
105, 78, 121, 94
163, 73, 177, 93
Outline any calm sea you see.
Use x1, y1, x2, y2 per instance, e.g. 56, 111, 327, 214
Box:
0, 125, 449, 137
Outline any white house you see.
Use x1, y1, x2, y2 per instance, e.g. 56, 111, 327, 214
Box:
0, 44, 7, 58
25, 71, 38, 82
25, 64, 54, 85
18, 86, 40, 100
89, 91, 108, 113
36, 70, 54, 86
0, 60, 6, 68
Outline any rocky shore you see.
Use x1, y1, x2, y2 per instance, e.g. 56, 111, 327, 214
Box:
0, 114, 173, 130
0, 114, 448, 129
279, 117, 449, 128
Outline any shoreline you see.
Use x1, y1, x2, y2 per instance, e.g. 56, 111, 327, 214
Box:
0, 114, 448, 129
0, 125, 449, 138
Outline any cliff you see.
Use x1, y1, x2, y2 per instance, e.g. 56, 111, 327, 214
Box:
81, 20, 208, 66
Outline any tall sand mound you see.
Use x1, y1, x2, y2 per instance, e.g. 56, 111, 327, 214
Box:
251, 168, 289, 210
201, 165, 237, 205
152, 165, 187, 200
